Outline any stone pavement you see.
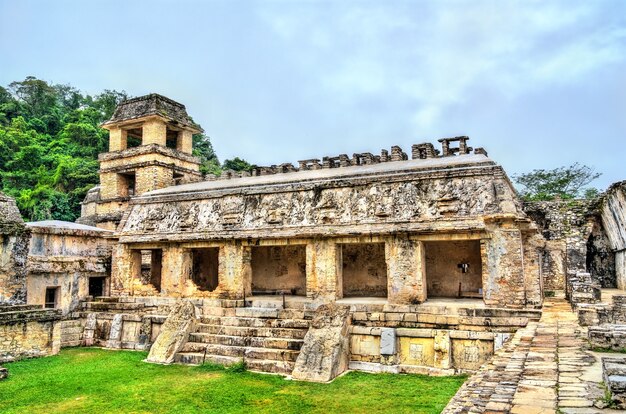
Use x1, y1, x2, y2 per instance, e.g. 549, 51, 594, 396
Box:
443, 298, 623, 414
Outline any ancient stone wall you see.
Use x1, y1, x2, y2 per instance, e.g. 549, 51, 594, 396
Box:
25, 223, 114, 314
0, 193, 30, 305
0, 305, 61, 363
524, 199, 614, 291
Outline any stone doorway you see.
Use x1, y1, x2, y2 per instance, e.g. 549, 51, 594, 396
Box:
425, 240, 483, 299
340, 243, 388, 298
251, 245, 306, 295
191, 248, 219, 292
131, 249, 163, 293
89, 276, 107, 297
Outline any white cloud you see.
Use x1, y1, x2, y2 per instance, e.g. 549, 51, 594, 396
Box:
258, 1, 626, 129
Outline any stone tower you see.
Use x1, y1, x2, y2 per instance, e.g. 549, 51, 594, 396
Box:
78, 94, 203, 230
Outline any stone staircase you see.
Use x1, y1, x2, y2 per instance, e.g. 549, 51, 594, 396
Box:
174, 301, 312, 375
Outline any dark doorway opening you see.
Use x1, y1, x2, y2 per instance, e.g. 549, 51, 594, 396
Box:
191, 248, 219, 291
45, 287, 58, 309
341, 243, 388, 297
89, 277, 106, 297
251, 245, 306, 295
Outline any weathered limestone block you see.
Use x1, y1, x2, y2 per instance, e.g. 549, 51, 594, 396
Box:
106, 314, 124, 348
589, 325, 626, 350
385, 236, 426, 304
569, 272, 601, 305
146, 300, 197, 364
603, 357, 626, 408
292, 303, 351, 382
83, 312, 97, 346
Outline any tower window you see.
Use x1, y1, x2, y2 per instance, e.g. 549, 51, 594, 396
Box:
166, 127, 180, 149
118, 172, 136, 197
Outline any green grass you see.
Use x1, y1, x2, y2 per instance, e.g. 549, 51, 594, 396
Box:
0, 348, 466, 414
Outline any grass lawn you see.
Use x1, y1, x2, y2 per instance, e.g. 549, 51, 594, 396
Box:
0, 348, 465, 414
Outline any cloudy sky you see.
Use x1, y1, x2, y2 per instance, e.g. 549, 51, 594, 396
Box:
1, 0, 625, 189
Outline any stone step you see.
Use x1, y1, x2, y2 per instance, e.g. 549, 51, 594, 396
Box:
194, 324, 308, 339
199, 316, 310, 329
82, 302, 145, 311
92, 296, 121, 303
247, 298, 309, 310
173, 352, 294, 374
188, 332, 304, 350
235, 307, 279, 318
180, 342, 300, 362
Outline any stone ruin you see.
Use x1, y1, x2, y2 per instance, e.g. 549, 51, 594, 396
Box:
0, 93, 624, 388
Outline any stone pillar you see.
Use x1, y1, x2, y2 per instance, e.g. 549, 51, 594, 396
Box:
111, 244, 137, 295
523, 232, 544, 307
217, 243, 251, 299
617, 251, 626, 290
385, 236, 426, 304
142, 119, 167, 146
108, 127, 127, 152
482, 222, 526, 308
177, 130, 193, 154
306, 239, 341, 301
161, 245, 191, 297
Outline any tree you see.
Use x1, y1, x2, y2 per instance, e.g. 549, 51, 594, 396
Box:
513, 163, 601, 201
192, 134, 221, 175
222, 157, 255, 172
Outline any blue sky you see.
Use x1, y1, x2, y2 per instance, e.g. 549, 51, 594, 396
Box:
1, 0, 625, 190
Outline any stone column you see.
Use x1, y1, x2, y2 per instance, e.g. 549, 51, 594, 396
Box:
482, 222, 526, 308
177, 130, 193, 154
385, 236, 426, 304
161, 245, 191, 297
617, 251, 626, 290
217, 243, 251, 299
108, 127, 127, 152
306, 239, 341, 301
110, 243, 138, 295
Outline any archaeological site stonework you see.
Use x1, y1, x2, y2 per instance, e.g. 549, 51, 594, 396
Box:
1, 93, 626, 408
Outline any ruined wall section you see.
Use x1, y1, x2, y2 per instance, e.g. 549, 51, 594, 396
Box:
0, 193, 30, 305
25, 224, 114, 314
523, 199, 613, 291
601, 182, 626, 289
0, 305, 61, 363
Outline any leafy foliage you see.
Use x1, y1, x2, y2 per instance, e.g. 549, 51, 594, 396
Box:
222, 156, 255, 172
0, 77, 226, 222
513, 163, 601, 201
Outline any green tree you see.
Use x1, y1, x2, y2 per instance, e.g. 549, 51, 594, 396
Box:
222, 157, 255, 172
513, 163, 601, 201
193, 134, 221, 175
